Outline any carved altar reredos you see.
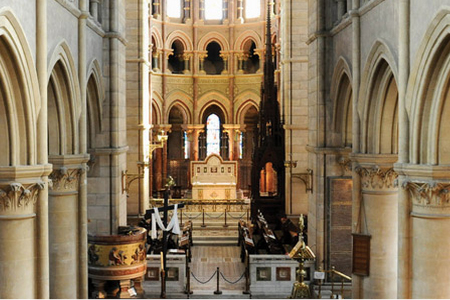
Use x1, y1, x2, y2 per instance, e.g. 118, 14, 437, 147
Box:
190, 154, 237, 200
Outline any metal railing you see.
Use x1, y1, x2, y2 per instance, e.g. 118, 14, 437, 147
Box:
150, 198, 250, 212
316, 266, 352, 299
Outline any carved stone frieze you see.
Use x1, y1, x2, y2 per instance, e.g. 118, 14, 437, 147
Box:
0, 182, 45, 212
402, 181, 450, 207
355, 165, 398, 191
49, 167, 82, 191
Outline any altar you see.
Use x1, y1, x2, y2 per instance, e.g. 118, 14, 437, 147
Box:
190, 154, 237, 200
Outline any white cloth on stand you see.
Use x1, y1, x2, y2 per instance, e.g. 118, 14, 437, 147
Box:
151, 204, 181, 239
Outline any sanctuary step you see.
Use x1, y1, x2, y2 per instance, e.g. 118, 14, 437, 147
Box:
183, 211, 245, 246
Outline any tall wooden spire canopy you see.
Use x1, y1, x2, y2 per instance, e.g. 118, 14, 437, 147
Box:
251, 2, 285, 224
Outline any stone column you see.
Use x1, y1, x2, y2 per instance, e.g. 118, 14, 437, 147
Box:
78, 1, 89, 297
223, 124, 241, 161
236, 0, 243, 23
153, 0, 160, 18
37, 0, 50, 297
185, 124, 204, 161
220, 52, 229, 74
401, 178, 450, 298
48, 155, 89, 299
152, 51, 159, 72
90, 0, 100, 21
397, 0, 411, 298
336, 0, 346, 20
198, 52, 207, 74
199, 0, 205, 20
355, 160, 398, 299
183, 0, 191, 22
350, 1, 362, 297
236, 52, 246, 74
0, 166, 48, 298
182, 53, 191, 74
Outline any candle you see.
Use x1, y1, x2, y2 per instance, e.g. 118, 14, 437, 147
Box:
160, 252, 164, 270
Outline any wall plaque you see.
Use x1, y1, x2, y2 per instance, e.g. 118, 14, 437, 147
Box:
352, 233, 371, 276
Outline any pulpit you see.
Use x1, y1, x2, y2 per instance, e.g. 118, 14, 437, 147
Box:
190, 154, 237, 200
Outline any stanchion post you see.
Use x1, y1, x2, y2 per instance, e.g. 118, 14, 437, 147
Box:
214, 267, 222, 294
223, 208, 228, 227
201, 209, 206, 227
246, 208, 249, 223
160, 269, 166, 299
243, 266, 250, 294
185, 266, 193, 295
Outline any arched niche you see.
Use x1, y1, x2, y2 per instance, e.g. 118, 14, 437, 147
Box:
48, 60, 78, 155
86, 73, 102, 150
204, 41, 224, 75
334, 74, 353, 148
243, 40, 259, 74
0, 12, 39, 167
168, 39, 184, 74
364, 59, 398, 155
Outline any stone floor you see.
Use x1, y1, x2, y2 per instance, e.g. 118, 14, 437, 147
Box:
190, 246, 246, 292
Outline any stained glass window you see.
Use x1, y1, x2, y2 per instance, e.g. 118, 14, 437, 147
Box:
205, 0, 223, 20
239, 132, 244, 159
167, 0, 181, 18
206, 114, 220, 156
184, 131, 189, 159
245, 0, 260, 18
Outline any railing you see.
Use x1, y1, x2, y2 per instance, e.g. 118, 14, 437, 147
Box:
316, 266, 352, 299
150, 198, 250, 213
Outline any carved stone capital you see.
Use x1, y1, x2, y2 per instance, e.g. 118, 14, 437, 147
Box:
402, 180, 450, 206
355, 165, 398, 191
49, 167, 82, 191
0, 181, 45, 214
338, 156, 352, 173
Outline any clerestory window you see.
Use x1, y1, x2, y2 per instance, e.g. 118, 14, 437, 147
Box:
245, 0, 260, 19
167, 0, 182, 18
205, 0, 223, 20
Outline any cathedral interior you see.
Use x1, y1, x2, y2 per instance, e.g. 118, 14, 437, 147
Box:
1, 0, 450, 298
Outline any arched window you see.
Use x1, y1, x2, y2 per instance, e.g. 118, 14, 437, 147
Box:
205, 0, 223, 20
239, 132, 244, 159
167, 0, 182, 18
206, 114, 221, 156
245, 0, 260, 19
184, 131, 189, 159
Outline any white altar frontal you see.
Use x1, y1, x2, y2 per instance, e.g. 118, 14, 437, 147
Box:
190, 154, 237, 200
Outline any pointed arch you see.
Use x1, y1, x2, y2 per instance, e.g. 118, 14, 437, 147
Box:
198, 92, 230, 123
235, 99, 259, 125
330, 57, 353, 147
86, 59, 104, 149
0, 9, 39, 166
47, 41, 81, 155
151, 102, 161, 125
166, 99, 192, 124
234, 30, 263, 50
200, 101, 228, 124
359, 40, 398, 154
407, 9, 450, 164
